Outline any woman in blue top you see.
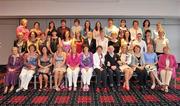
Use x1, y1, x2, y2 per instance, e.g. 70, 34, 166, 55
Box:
16, 44, 38, 92
144, 44, 162, 89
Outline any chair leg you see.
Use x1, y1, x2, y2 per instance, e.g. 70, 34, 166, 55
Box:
50, 75, 52, 89
34, 75, 37, 89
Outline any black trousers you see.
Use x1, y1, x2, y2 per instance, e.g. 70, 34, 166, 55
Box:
94, 68, 107, 88
107, 68, 121, 85
134, 68, 148, 86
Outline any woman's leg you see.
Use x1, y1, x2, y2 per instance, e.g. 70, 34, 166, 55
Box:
67, 68, 73, 90
72, 67, 80, 90
164, 70, 172, 92
54, 71, 60, 89
23, 69, 34, 90
43, 74, 48, 88
160, 69, 166, 91
149, 71, 156, 89
38, 74, 43, 89
58, 71, 64, 87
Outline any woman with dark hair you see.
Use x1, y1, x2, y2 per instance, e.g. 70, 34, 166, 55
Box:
71, 19, 82, 36
16, 44, 38, 92
129, 20, 142, 40
27, 31, 39, 54
80, 45, 93, 91
57, 19, 70, 40
3, 47, 24, 94
120, 30, 131, 52
45, 21, 56, 37
158, 46, 178, 92
82, 20, 93, 39
53, 45, 67, 91
14, 32, 27, 55
61, 30, 72, 53
93, 21, 103, 40
142, 19, 151, 39
47, 29, 61, 54
16, 18, 29, 41
131, 45, 148, 89
38, 32, 48, 55
38, 46, 52, 91
119, 19, 127, 31
30, 22, 42, 38
72, 30, 84, 54
144, 30, 155, 49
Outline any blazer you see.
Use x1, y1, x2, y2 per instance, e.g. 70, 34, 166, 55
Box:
84, 38, 96, 54
158, 54, 178, 78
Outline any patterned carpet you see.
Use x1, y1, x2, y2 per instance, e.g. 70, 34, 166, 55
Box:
0, 72, 180, 106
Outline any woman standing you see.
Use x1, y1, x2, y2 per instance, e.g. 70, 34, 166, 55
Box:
38, 46, 52, 91
93, 21, 103, 40
61, 30, 72, 53
53, 46, 67, 91
108, 32, 121, 54
142, 19, 151, 39
45, 21, 56, 37
27, 31, 39, 54
72, 30, 84, 54
30, 22, 42, 38
80, 45, 93, 91
4, 47, 24, 94
82, 20, 92, 39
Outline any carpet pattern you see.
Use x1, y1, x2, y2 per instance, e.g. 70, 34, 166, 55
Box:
0, 72, 180, 106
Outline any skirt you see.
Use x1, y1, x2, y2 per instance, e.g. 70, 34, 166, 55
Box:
119, 65, 131, 72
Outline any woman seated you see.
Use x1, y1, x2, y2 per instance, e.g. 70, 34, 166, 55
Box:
131, 45, 148, 89
4, 47, 24, 94
93, 46, 107, 93
53, 45, 66, 91
105, 46, 121, 88
16, 44, 38, 92
66, 45, 80, 91
80, 45, 93, 91
118, 45, 133, 91
158, 46, 178, 92
38, 46, 52, 91
144, 44, 162, 89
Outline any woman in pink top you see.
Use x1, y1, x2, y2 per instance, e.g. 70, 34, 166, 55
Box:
66, 45, 80, 91
158, 46, 178, 92
16, 19, 29, 41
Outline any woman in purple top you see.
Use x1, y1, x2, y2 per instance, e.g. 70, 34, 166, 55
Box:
66, 45, 80, 91
4, 47, 23, 94
80, 45, 93, 91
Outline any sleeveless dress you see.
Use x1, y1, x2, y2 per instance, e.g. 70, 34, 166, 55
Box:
62, 40, 71, 53
54, 53, 66, 72
39, 55, 51, 74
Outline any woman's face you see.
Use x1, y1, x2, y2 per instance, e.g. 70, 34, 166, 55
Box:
163, 47, 169, 54
146, 32, 151, 38
40, 33, 46, 40
85, 22, 90, 28
74, 22, 79, 26
121, 46, 127, 53
125, 31, 129, 38
42, 47, 47, 54
29, 46, 35, 53
111, 33, 117, 39
12, 47, 18, 55
30, 32, 36, 38
34, 23, 39, 29
158, 31, 164, 38
50, 23, 54, 29
108, 21, 113, 26
23, 20, 28, 27
147, 45, 153, 52
97, 22, 101, 28
57, 46, 62, 52
84, 47, 89, 53
133, 22, 139, 28
134, 46, 140, 53
76, 32, 81, 38
72, 46, 77, 54
52, 32, 57, 37
120, 21, 126, 27
145, 21, 149, 27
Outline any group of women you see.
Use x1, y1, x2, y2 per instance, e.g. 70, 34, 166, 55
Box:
3, 18, 178, 94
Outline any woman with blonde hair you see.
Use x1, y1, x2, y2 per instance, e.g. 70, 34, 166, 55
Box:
118, 45, 133, 91
53, 45, 67, 91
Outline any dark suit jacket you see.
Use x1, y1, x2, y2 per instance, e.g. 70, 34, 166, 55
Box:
83, 38, 96, 53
